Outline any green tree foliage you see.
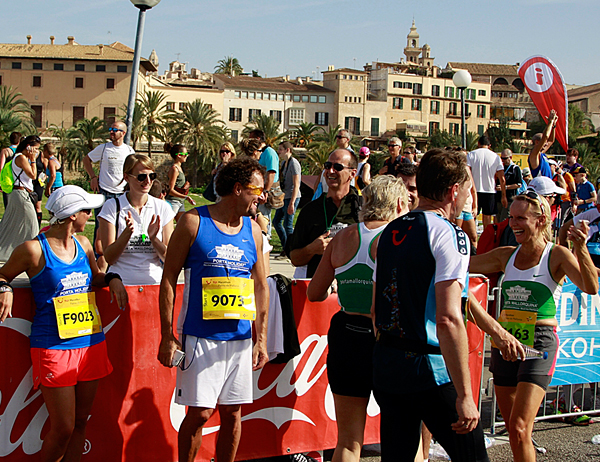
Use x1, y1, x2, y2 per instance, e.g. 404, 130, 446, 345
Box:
214, 56, 243, 76
138, 90, 168, 157
242, 114, 287, 146
48, 124, 78, 164
64, 117, 109, 169
170, 99, 227, 186
487, 116, 512, 151
0, 85, 36, 145
465, 132, 480, 152
568, 104, 594, 146
428, 129, 460, 149
291, 122, 319, 147
575, 142, 600, 183
121, 102, 145, 150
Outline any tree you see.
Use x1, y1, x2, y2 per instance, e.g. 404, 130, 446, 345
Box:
138, 90, 168, 157
0, 86, 36, 145
487, 116, 512, 151
292, 122, 319, 147
242, 114, 287, 146
465, 131, 479, 152
214, 56, 243, 76
66, 117, 108, 169
568, 104, 594, 146
170, 99, 227, 186
428, 129, 460, 149
48, 124, 78, 164
120, 102, 145, 151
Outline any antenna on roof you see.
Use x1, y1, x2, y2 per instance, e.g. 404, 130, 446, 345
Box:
175, 53, 181, 62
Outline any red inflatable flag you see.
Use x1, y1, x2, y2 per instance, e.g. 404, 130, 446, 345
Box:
518, 56, 568, 152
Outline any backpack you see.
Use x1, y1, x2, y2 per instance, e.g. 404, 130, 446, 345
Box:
477, 219, 511, 255
0, 160, 14, 194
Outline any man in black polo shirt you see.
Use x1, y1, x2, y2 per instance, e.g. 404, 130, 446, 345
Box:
290, 149, 360, 278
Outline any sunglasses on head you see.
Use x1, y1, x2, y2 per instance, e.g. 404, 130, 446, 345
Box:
522, 189, 546, 216
109, 127, 124, 133
324, 161, 351, 172
128, 172, 157, 182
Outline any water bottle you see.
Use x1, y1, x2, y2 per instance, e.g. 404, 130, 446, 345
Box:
592, 434, 600, 445
500, 343, 548, 360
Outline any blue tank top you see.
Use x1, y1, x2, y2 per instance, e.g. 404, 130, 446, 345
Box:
29, 234, 105, 349
46, 160, 64, 188
181, 206, 257, 340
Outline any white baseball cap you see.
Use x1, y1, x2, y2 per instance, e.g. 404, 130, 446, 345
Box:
46, 185, 105, 224
527, 176, 565, 196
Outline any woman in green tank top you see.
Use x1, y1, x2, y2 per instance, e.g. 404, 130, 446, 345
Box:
471, 192, 597, 461
307, 176, 409, 462
165, 143, 195, 221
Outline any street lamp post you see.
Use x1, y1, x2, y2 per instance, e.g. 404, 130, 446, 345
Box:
124, 0, 161, 146
452, 70, 472, 150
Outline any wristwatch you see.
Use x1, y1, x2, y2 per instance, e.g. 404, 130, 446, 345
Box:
0, 283, 13, 294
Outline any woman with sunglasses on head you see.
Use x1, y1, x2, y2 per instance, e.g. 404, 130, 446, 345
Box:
205, 142, 237, 202
0, 135, 42, 261
165, 143, 196, 221
98, 154, 175, 285
470, 191, 597, 462
0, 185, 127, 462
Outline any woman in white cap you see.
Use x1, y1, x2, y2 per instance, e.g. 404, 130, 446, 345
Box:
0, 185, 128, 462
98, 154, 175, 285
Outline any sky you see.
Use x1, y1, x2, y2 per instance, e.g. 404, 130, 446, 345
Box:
2, 0, 599, 86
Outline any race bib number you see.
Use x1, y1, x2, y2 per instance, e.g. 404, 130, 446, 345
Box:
202, 277, 256, 320
54, 293, 102, 339
494, 308, 537, 347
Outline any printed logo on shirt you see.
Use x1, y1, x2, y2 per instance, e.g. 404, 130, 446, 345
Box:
58, 271, 89, 296
205, 244, 250, 271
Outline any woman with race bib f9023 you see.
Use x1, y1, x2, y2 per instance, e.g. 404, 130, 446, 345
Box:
0, 185, 128, 462
470, 191, 597, 462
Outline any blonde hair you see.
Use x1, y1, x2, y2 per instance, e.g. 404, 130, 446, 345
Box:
221, 142, 236, 155
43, 143, 57, 156
512, 194, 552, 242
122, 154, 155, 190
359, 175, 407, 222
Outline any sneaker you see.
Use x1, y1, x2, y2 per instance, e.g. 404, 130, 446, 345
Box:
549, 397, 566, 421
566, 405, 591, 426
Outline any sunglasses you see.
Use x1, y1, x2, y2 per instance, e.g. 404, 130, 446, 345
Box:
336, 135, 347, 139
81, 208, 92, 215
246, 184, 264, 195
403, 151, 411, 155
388, 144, 400, 148
128, 172, 157, 182
220, 150, 232, 154
177, 152, 189, 156
109, 128, 124, 133
501, 157, 511, 160
324, 161, 352, 172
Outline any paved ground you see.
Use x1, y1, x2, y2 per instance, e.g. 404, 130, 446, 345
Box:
268, 255, 600, 461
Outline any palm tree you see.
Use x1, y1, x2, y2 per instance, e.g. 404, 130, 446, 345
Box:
242, 113, 287, 146
49, 124, 78, 164
313, 124, 342, 149
292, 122, 319, 147
465, 131, 479, 152
0, 109, 34, 147
170, 99, 227, 186
214, 56, 243, 76
138, 90, 168, 157
121, 102, 145, 150
0, 85, 35, 120
66, 117, 109, 169
0, 86, 36, 144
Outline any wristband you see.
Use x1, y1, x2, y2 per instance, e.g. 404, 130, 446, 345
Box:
0, 281, 13, 293
105, 272, 122, 285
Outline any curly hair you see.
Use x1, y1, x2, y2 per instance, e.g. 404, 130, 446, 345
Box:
215, 157, 266, 197
239, 138, 263, 157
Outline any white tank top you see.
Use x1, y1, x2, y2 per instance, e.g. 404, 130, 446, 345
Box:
12, 154, 34, 191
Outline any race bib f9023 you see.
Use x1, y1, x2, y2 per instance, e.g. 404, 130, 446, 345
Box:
202, 277, 256, 320
54, 292, 102, 339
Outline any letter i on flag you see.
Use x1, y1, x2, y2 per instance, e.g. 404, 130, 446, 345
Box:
518, 56, 569, 152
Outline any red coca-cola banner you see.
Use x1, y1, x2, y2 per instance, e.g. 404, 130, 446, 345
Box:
518, 55, 569, 152
0, 278, 486, 461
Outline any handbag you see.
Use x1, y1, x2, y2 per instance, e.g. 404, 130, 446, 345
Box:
28, 190, 38, 205
202, 174, 217, 202
267, 181, 285, 209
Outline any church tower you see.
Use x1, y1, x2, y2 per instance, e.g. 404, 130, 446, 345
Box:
403, 20, 421, 64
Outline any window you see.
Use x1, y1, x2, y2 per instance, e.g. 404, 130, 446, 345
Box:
271, 93, 277, 100
430, 100, 440, 115
465, 103, 470, 116
354, 97, 358, 103
293, 95, 301, 102
412, 83, 423, 95
33, 63, 42, 70
117, 65, 127, 73
73, 106, 85, 125
248, 92, 255, 99
96, 65, 106, 72
469, 89, 477, 99
75, 64, 85, 71
392, 97, 403, 109
432, 85, 440, 97
449, 123, 459, 135
231, 130, 239, 142
75, 77, 84, 88
393, 81, 401, 88
310, 95, 318, 103
403, 82, 412, 89
318, 95, 326, 103
270, 110, 282, 123
54, 63, 64, 71
241, 91, 248, 98
478, 125, 485, 136
371, 118, 380, 136
278, 94, 284, 101
32, 76, 42, 87
445, 87, 455, 98
248, 108, 261, 121
0, 76, 2, 85
229, 107, 242, 122
103, 107, 116, 125
257, 92, 263, 100
478, 89, 486, 96
289, 108, 305, 125
31, 105, 42, 128
12, 62, 21, 69
411, 99, 422, 111
315, 112, 329, 126
358, 97, 361, 103
106, 78, 115, 89
344, 96, 348, 102
477, 104, 486, 118
429, 122, 440, 134
179, 102, 188, 111
234, 91, 241, 98
302, 95, 309, 103
449, 102, 458, 115
166, 102, 175, 111
344, 117, 360, 135
285, 94, 291, 101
